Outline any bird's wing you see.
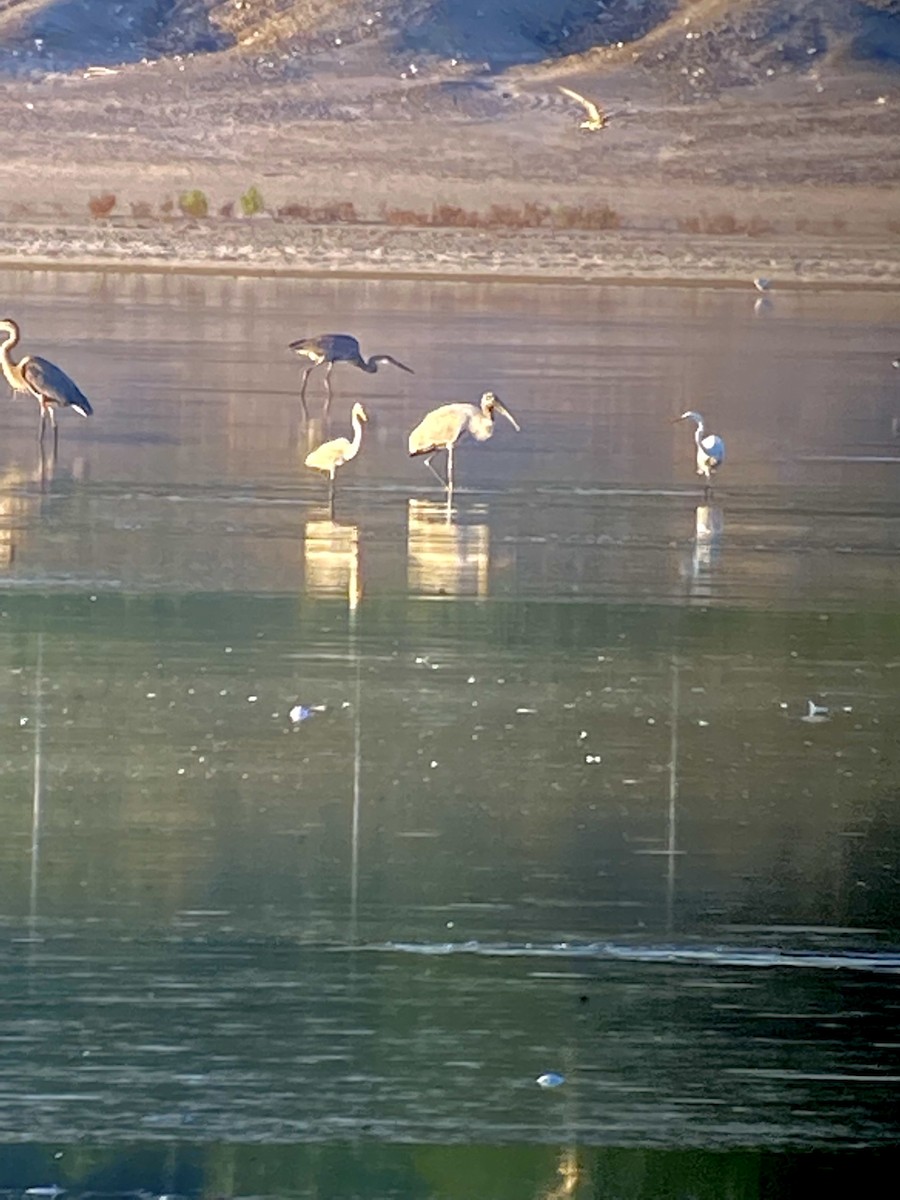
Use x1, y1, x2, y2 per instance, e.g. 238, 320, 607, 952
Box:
22, 356, 91, 411
700, 434, 725, 463
408, 404, 471, 455
558, 85, 602, 123
305, 436, 351, 470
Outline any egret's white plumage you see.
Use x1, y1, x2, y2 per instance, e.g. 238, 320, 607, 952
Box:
408, 391, 520, 492
558, 85, 609, 130
676, 410, 725, 488
305, 403, 367, 508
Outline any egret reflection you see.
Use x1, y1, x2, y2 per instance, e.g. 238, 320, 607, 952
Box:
407, 498, 490, 596
303, 516, 361, 610
688, 503, 724, 593
538, 1147, 583, 1200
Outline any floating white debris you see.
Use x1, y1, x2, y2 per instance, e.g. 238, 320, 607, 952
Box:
585, 754, 602, 764
247, 695, 258, 703
801, 700, 830, 724
516, 707, 537, 714
536, 1072, 565, 1088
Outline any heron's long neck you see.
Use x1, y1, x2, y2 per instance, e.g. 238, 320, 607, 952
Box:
360, 356, 378, 374
0, 332, 24, 390
693, 419, 706, 444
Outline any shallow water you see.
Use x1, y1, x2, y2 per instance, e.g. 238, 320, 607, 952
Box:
0, 269, 898, 1196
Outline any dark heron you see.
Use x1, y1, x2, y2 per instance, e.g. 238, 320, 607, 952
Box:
408, 391, 520, 493
0, 318, 93, 446
675, 410, 725, 496
288, 333, 413, 415
304, 401, 368, 512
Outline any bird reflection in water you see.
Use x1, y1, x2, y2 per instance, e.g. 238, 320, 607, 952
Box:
407, 499, 490, 596
303, 515, 361, 610
537, 1147, 583, 1200
0, 444, 61, 568
689, 503, 724, 593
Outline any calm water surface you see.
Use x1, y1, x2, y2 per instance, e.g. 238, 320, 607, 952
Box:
0, 269, 898, 1197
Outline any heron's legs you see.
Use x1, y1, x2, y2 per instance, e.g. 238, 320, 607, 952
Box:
327, 470, 336, 518
423, 453, 447, 488
299, 367, 312, 419
323, 361, 335, 417
446, 444, 455, 495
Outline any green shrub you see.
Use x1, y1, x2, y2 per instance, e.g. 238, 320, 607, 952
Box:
179, 189, 209, 218
240, 185, 265, 217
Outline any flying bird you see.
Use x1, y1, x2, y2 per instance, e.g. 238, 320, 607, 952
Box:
304, 401, 368, 511
288, 333, 413, 415
558, 85, 609, 130
675, 410, 725, 495
0, 317, 93, 447
408, 391, 520, 493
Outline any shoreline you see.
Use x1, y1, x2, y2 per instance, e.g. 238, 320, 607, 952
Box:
1, 221, 899, 289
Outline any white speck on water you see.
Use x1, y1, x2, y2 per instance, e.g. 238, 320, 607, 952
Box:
801, 700, 830, 724
536, 1072, 565, 1088
467, 675, 476, 683
578, 731, 588, 741
19, 717, 28, 726
177, 768, 185, 775
516, 707, 537, 714
146, 692, 156, 699
697, 719, 709, 727
430, 760, 438, 769
585, 754, 602, 764
247, 695, 258, 703
647, 718, 656, 725
225, 647, 233, 654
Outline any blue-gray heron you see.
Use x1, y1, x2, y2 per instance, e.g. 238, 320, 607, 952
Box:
288, 333, 413, 414
675, 410, 725, 494
408, 391, 520, 492
304, 401, 368, 510
0, 317, 93, 445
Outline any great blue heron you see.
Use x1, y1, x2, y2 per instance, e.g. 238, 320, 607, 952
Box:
288, 333, 413, 415
304, 401, 368, 511
675, 410, 725, 495
408, 391, 520, 493
0, 317, 93, 446
557, 85, 609, 130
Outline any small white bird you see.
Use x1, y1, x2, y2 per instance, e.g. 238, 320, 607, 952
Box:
558, 85, 609, 130
304, 402, 367, 509
753, 276, 772, 292
674, 410, 726, 493
801, 700, 830, 724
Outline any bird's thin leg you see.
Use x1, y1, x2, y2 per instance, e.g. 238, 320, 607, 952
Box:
446, 444, 455, 495
328, 472, 336, 518
323, 361, 336, 418
423, 453, 446, 487
38, 404, 47, 443
299, 367, 312, 420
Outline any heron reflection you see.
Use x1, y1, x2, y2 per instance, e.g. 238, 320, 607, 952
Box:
407, 499, 490, 596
